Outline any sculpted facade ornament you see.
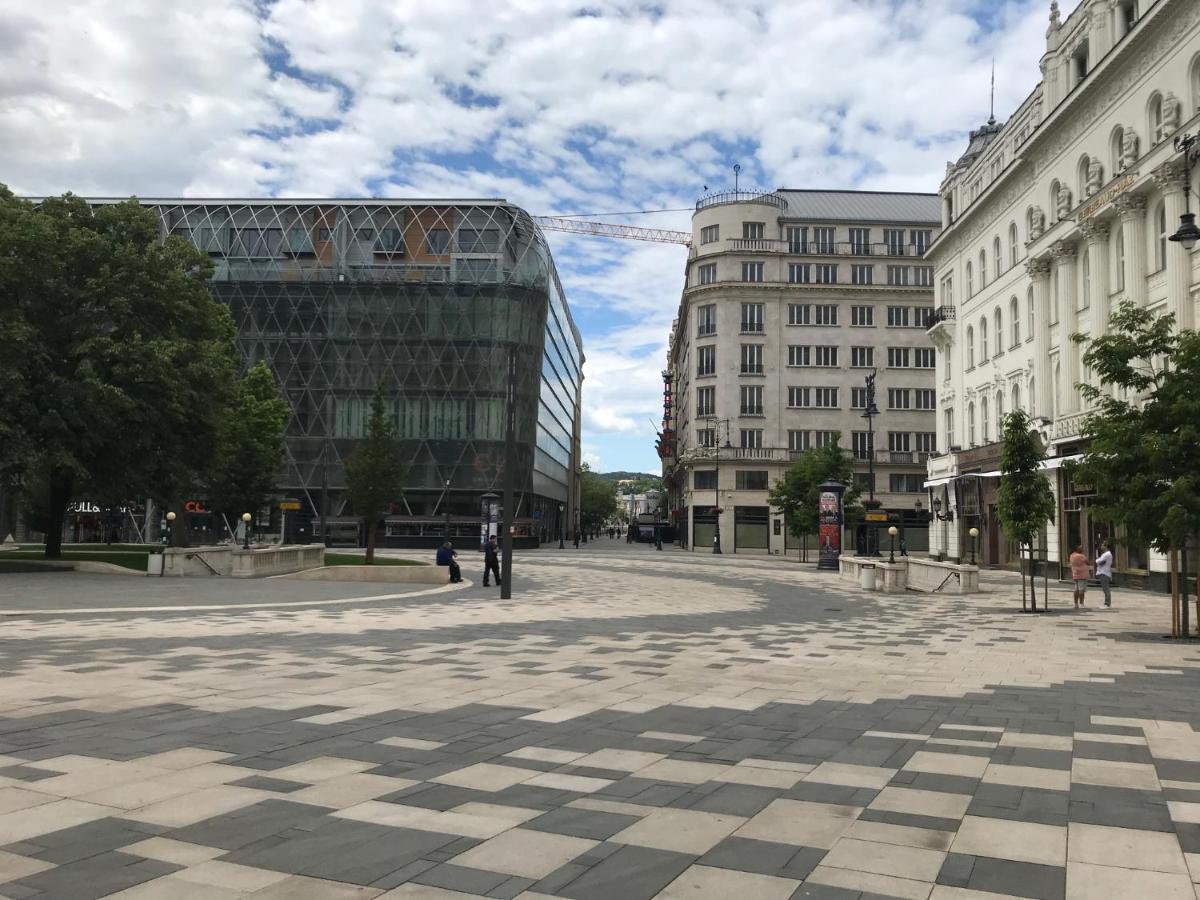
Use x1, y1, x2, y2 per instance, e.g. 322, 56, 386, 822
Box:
1079, 220, 1109, 242
1051, 240, 1077, 259
1163, 92, 1181, 134
1085, 157, 1103, 198
1120, 127, 1140, 171
1114, 193, 1147, 219
1025, 257, 1052, 279
1056, 184, 1073, 220
1029, 207, 1047, 239
1152, 161, 1185, 191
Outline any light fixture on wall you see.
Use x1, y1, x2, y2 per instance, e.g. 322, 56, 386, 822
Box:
1168, 132, 1200, 251
931, 497, 954, 522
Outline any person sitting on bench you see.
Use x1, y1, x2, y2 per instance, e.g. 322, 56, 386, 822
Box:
436, 542, 462, 583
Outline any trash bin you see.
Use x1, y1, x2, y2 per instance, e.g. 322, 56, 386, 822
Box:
860, 563, 877, 591
146, 554, 163, 576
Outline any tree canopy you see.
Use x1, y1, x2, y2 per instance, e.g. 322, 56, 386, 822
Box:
768, 436, 859, 555
343, 382, 408, 563
579, 465, 618, 533
996, 408, 1056, 610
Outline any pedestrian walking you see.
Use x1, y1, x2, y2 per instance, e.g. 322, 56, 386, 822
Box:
1069, 545, 1089, 608
1095, 541, 1113, 607
436, 541, 462, 583
482, 535, 501, 588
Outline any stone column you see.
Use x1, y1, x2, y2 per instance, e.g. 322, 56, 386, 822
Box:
1115, 194, 1148, 307
1052, 241, 1080, 414
1109, 0, 1127, 41
1081, 220, 1111, 333
1026, 257, 1053, 419
1154, 162, 1196, 331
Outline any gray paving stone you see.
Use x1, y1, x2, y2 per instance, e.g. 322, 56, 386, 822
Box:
524, 807, 642, 840
550, 844, 695, 900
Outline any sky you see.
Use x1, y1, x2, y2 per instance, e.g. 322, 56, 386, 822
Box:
0, 0, 1080, 474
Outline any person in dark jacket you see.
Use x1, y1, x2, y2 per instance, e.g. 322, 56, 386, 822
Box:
436, 542, 461, 583
483, 535, 501, 587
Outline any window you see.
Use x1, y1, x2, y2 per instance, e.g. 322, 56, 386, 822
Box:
788, 263, 811, 284
979, 318, 989, 361
697, 428, 716, 448
697, 304, 717, 336
1009, 223, 1019, 268
425, 228, 450, 253
852, 264, 873, 285
700, 224, 719, 244
1150, 92, 1165, 145
914, 267, 933, 287
1154, 201, 1167, 272
979, 249, 987, 288
696, 386, 715, 417
458, 228, 499, 252
914, 307, 934, 327
967, 401, 976, 446
993, 237, 1002, 278
1080, 248, 1091, 310
916, 432, 937, 454
911, 230, 931, 254
741, 303, 764, 332
941, 274, 954, 306
851, 346, 874, 367
966, 326, 975, 367
994, 308, 1003, 353
697, 345, 716, 376
740, 344, 764, 375
815, 264, 838, 284
851, 431, 874, 460
966, 261, 973, 296
849, 228, 871, 254
1010, 297, 1020, 347
374, 227, 403, 253
888, 432, 911, 452
887, 347, 910, 368
788, 303, 811, 325
735, 470, 769, 490
788, 430, 811, 452
887, 266, 910, 287
887, 306, 910, 327
814, 430, 836, 448
996, 390, 1004, 423
787, 345, 810, 367
888, 388, 911, 409
694, 470, 717, 489
1011, 384, 1021, 413
851, 387, 869, 409
1115, 227, 1126, 291
813, 346, 838, 367
889, 474, 924, 493
854, 472, 875, 493
786, 226, 807, 253
787, 387, 809, 408
813, 227, 835, 253
698, 263, 717, 285
945, 409, 955, 446
739, 385, 763, 415
741, 261, 764, 283
1027, 288, 1034, 341
914, 348, 935, 368
884, 229, 906, 256
742, 221, 765, 240
814, 304, 838, 325
851, 305, 874, 326
915, 389, 937, 409
814, 387, 838, 408
740, 429, 763, 449
981, 397, 990, 443
229, 228, 282, 257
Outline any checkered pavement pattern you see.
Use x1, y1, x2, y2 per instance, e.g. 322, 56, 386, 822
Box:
0, 547, 1197, 899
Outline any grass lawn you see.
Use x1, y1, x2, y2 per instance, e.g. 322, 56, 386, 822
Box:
0, 550, 148, 572
324, 553, 425, 567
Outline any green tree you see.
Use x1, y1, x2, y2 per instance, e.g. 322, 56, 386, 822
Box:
579, 466, 618, 535
997, 408, 1056, 611
1071, 301, 1200, 635
205, 362, 291, 537
768, 436, 859, 560
0, 189, 238, 557
343, 382, 408, 563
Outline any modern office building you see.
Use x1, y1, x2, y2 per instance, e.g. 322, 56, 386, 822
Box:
82, 198, 585, 547
662, 189, 942, 555
925, 0, 1199, 587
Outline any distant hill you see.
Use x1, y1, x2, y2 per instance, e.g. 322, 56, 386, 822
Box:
599, 471, 661, 488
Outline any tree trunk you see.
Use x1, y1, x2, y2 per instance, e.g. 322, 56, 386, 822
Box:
365, 517, 376, 564
1021, 542, 1028, 611
1181, 545, 1190, 638
1028, 542, 1038, 612
44, 469, 73, 559
169, 501, 191, 548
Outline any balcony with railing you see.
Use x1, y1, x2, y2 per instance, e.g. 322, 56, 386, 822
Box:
721, 239, 931, 257
695, 190, 789, 212
739, 322, 765, 334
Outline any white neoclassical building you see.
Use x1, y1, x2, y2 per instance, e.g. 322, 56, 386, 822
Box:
925, 0, 1200, 589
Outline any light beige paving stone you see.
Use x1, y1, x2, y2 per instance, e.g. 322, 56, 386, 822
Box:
124, 837, 226, 866
822, 837, 946, 881
735, 799, 862, 849
1071, 758, 1160, 791
377, 886, 477, 899
0, 798, 118, 843
930, 887, 1028, 900
105, 874, 248, 899
998, 732, 1074, 751
270, 757, 376, 783
333, 801, 440, 829
523, 772, 613, 793
610, 808, 745, 854
0, 787, 55, 816
950, 816, 1066, 866
573, 748, 665, 771
980, 763, 1071, 792
845, 819, 956, 851
31, 762, 174, 798
1072, 731, 1146, 746
432, 762, 537, 792
1167, 801, 1200, 824
1186, 852, 1200, 883
0, 849, 53, 882
940, 725, 1003, 734
78, 776, 199, 810
249, 875, 383, 898
1065, 861, 1196, 900
869, 787, 972, 820
712, 766, 802, 789
633, 759, 730, 784
450, 828, 596, 879
805, 761, 897, 789
289, 773, 416, 809
657, 864, 800, 899
124, 786, 269, 828
504, 747, 585, 765
805, 864, 934, 900
1067, 822, 1187, 873
864, 730, 930, 742
639, 731, 705, 743
137, 748, 235, 769
376, 737, 444, 751
567, 797, 655, 817
450, 802, 542, 827
164, 763, 263, 789
174, 860, 290, 891
903, 751, 989, 779
735, 758, 815, 774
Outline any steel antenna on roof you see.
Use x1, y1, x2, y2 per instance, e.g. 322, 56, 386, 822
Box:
733, 164, 741, 191
988, 57, 996, 126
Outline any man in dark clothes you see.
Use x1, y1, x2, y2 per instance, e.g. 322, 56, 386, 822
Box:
483, 535, 501, 587
436, 542, 461, 583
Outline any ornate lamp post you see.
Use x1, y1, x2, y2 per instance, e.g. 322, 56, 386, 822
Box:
861, 369, 880, 555
1168, 132, 1200, 250
558, 503, 565, 550
241, 512, 252, 550
969, 526, 979, 565
888, 525, 898, 564
712, 506, 724, 554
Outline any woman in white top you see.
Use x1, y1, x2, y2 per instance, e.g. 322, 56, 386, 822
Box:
1095, 542, 1114, 607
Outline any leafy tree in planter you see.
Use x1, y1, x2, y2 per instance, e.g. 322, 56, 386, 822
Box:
768, 435, 859, 560
997, 409, 1055, 611
343, 383, 408, 564
1070, 301, 1200, 636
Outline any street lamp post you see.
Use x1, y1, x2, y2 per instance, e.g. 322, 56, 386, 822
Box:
861, 370, 880, 555
161, 510, 176, 578
888, 525, 898, 564
712, 505, 724, 554
558, 504, 565, 549
1168, 132, 1200, 250
969, 526, 979, 565
241, 512, 252, 550
442, 479, 451, 542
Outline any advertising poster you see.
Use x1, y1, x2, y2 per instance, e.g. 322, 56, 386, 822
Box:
817, 489, 842, 570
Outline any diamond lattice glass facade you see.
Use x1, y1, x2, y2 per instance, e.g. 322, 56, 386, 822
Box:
116, 199, 584, 545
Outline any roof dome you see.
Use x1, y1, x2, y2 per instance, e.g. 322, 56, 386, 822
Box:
955, 118, 1004, 170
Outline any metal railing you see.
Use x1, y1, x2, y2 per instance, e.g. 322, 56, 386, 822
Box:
925, 306, 957, 327
695, 190, 789, 211
721, 239, 931, 257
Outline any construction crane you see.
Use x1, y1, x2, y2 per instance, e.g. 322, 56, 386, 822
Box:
532, 216, 691, 246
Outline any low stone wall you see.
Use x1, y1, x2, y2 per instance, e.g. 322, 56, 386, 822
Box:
158, 544, 325, 578
838, 556, 907, 593
161, 546, 232, 577
907, 557, 979, 594
281, 564, 446, 584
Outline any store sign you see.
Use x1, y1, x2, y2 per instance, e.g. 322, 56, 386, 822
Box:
1077, 172, 1136, 222
184, 500, 208, 513
865, 512, 889, 522
278, 501, 301, 511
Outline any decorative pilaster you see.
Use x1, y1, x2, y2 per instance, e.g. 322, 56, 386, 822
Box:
1108, 0, 1127, 41
1051, 241, 1080, 414
1026, 257, 1053, 419
1080, 220, 1111, 332
1154, 162, 1195, 331
1115, 194, 1148, 307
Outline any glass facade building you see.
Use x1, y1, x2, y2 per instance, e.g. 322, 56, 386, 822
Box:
117, 199, 584, 546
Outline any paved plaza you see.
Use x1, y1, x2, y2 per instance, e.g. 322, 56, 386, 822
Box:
0, 546, 1198, 899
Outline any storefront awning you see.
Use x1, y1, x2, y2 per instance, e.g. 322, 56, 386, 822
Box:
923, 454, 1082, 489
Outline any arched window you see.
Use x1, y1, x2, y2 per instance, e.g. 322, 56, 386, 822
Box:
980, 318, 989, 361
967, 325, 975, 368
1149, 92, 1165, 145
1192, 54, 1200, 118
1010, 296, 1020, 347
981, 397, 989, 444
994, 307, 1003, 353
995, 390, 1004, 428
993, 237, 1002, 278
979, 250, 987, 288
1081, 247, 1091, 310
1110, 125, 1126, 173
1028, 377, 1036, 415
1053, 362, 1061, 418
1049, 179, 1061, 223
1027, 286, 1034, 340
1012, 383, 1021, 414
968, 401, 976, 447
1154, 201, 1167, 271
1115, 226, 1126, 291
966, 261, 974, 297
1008, 223, 1019, 267
1077, 155, 1091, 199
